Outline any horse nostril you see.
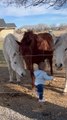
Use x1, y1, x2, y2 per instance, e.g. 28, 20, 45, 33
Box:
55, 64, 57, 67
60, 63, 62, 67
21, 73, 24, 77
55, 63, 62, 68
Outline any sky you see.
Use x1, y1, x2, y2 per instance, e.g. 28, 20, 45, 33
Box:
0, 1, 67, 28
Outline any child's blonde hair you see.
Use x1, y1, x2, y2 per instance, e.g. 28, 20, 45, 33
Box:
33, 62, 45, 71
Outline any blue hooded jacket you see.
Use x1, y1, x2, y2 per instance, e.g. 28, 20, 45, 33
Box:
34, 70, 53, 86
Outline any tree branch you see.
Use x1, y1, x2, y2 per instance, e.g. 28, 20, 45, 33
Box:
1, 0, 67, 8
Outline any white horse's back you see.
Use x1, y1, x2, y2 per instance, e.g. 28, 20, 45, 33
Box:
3, 34, 19, 56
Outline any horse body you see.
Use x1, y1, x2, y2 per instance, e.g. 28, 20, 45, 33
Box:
54, 33, 67, 93
3, 33, 26, 82
38, 32, 53, 51
19, 31, 53, 87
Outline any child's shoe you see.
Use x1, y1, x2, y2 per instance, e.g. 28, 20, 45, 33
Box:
38, 99, 45, 103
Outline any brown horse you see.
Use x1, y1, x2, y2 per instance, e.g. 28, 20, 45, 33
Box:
18, 30, 54, 87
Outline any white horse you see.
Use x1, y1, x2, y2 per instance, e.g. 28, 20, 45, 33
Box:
54, 33, 67, 93
3, 33, 26, 82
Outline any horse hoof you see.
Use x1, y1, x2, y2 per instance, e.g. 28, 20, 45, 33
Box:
16, 81, 21, 84
9, 81, 14, 83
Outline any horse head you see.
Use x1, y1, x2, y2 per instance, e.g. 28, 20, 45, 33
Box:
54, 35, 64, 70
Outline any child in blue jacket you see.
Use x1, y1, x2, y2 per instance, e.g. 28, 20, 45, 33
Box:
33, 62, 53, 103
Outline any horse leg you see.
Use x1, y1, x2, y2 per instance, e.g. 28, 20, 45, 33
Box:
3, 49, 14, 82
47, 58, 53, 86
27, 61, 35, 88
8, 61, 14, 82
30, 71, 35, 89
16, 73, 21, 82
64, 67, 67, 93
48, 57, 53, 75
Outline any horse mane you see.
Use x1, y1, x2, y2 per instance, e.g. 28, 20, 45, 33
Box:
55, 36, 60, 45
16, 40, 21, 45
21, 30, 35, 46
19, 30, 38, 55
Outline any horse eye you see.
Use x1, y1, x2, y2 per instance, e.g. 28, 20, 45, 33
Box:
13, 53, 16, 57
14, 61, 17, 64
12, 53, 17, 59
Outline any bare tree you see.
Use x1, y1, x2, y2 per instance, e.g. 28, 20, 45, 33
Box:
1, 0, 67, 8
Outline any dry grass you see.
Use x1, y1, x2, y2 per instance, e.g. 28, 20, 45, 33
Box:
52, 29, 67, 36
0, 41, 3, 50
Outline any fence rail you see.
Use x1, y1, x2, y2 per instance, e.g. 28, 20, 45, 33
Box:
0, 49, 66, 78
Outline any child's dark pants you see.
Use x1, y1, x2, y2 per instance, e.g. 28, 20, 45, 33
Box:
36, 84, 44, 100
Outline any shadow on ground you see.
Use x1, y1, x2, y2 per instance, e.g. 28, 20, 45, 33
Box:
0, 89, 67, 120
0, 65, 67, 120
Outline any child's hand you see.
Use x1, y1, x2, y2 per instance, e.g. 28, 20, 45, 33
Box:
51, 76, 53, 80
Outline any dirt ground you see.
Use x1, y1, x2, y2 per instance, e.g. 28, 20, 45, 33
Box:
0, 64, 67, 120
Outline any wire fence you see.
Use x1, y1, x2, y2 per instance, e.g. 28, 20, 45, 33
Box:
0, 49, 66, 78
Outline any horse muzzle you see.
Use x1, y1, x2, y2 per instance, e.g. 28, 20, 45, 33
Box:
21, 72, 26, 77
55, 63, 63, 70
